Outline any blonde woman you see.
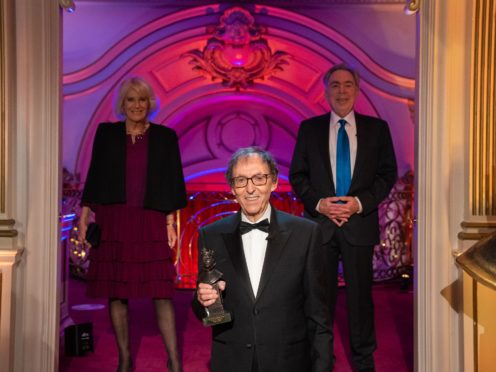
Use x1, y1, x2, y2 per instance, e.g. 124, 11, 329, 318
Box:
79, 77, 187, 372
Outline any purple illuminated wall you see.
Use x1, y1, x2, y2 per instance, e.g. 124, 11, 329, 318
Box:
63, 3, 415, 190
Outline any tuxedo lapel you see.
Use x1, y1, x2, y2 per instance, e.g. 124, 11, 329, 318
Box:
256, 210, 290, 301
222, 213, 256, 303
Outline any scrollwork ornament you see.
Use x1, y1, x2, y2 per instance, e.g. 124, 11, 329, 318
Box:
59, 0, 76, 13
405, 0, 421, 15
183, 7, 290, 90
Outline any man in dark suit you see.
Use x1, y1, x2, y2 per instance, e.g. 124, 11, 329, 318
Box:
289, 64, 398, 371
192, 147, 333, 372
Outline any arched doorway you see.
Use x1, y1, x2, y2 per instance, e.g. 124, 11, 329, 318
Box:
61, 2, 415, 371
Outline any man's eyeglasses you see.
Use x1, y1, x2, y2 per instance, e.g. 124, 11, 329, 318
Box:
231, 174, 272, 188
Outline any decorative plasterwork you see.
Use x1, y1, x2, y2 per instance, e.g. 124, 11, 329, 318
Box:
0, 0, 5, 213
67, 4, 415, 184
183, 7, 289, 90
405, 0, 422, 14
416, 0, 470, 370
0, 219, 17, 237
471, 0, 496, 216
0, 248, 24, 372
77, 0, 405, 4
63, 5, 414, 95
14, 0, 62, 370
458, 221, 496, 241
58, 0, 75, 12
0, 0, 18, 242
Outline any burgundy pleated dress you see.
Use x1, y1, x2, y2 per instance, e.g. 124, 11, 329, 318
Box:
86, 131, 176, 298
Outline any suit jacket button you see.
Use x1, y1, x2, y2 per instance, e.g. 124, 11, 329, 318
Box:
246, 343, 252, 349
253, 308, 260, 315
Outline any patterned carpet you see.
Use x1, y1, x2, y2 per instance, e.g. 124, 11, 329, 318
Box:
60, 278, 413, 372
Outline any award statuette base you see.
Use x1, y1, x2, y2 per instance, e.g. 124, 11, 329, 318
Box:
201, 283, 232, 327
202, 311, 232, 327
198, 248, 232, 327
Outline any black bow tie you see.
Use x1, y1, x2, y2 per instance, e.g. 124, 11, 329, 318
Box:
239, 219, 270, 235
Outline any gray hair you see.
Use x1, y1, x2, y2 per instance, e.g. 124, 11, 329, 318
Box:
225, 147, 279, 185
323, 63, 360, 87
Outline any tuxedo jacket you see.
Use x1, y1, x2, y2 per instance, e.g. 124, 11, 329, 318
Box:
192, 208, 333, 372
81, 122, 187, 213
289, 112, 397, 245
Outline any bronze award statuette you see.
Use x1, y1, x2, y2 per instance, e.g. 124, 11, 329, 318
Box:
198, 247, 232, 326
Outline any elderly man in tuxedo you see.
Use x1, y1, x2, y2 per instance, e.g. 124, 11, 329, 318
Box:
192, 147, 333, 372
289, 64, 397, 372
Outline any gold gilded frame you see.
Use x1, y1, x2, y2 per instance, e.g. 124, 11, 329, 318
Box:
471, 0, 496, 216
0, 0, 5, 213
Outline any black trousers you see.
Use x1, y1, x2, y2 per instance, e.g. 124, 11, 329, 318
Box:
326, 228, 376, 371
251, 350, 259, 372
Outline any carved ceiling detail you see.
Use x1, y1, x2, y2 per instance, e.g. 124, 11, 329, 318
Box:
183, 7, 290, 90
77, 0, 405, 4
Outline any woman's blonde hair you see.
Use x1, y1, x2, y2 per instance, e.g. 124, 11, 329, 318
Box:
115, 77, 158, 119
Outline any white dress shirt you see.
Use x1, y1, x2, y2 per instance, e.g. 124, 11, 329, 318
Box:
329, 111, 357, 186
241, 205, 271, 297
316, 111, 362, 213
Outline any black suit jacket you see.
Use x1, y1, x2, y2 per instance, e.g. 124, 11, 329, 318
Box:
81, 122, 187, 213
289, 112, 397, 245
192, 208, 332, 372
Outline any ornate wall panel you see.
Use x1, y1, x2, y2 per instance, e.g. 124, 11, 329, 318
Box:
64, 4, 415, 185
76, 0, 405, 4
0, 0, 17, 241
62, 2, 416, 285
471, 0, 496, 216
0, 0, 6, 214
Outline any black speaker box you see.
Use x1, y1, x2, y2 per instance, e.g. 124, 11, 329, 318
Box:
64, 322, 94, 356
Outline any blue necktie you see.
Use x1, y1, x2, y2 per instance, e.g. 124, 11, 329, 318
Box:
336, 119, 351, 196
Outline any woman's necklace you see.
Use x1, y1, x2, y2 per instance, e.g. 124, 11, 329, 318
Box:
126, 122, 149, 143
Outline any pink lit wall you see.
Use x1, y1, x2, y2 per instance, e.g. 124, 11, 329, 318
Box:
63, 2, 415, 190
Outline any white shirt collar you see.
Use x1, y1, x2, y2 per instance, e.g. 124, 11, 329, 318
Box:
241, 204, 272, 224
330, 110, 356, 127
